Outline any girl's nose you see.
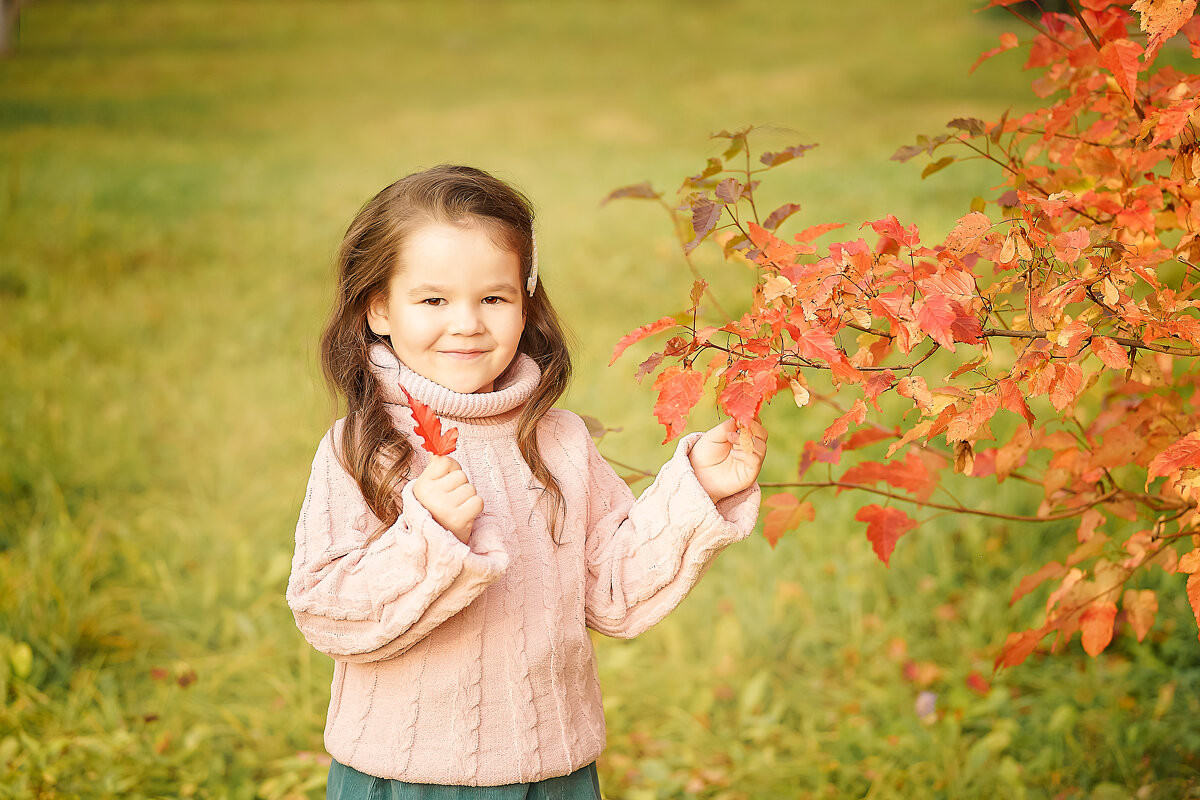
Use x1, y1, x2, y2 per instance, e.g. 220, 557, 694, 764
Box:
447, 303, 486, 335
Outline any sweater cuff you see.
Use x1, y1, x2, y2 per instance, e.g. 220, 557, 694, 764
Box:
676, 432, 761, 539
399, 481, 510, 580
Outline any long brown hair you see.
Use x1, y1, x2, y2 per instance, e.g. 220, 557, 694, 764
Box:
319, 165, 573, 535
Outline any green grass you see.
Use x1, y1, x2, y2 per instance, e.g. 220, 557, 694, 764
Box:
1, 1, 1198, 798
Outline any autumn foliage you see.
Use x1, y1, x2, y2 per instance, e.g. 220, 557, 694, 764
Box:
608, 0, 1200, 668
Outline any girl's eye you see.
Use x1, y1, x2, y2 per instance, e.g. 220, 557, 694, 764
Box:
482, 296, 507, 305
421, 298, 445, 306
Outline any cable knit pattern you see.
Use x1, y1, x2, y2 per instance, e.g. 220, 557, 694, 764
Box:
287, 346, 761, 786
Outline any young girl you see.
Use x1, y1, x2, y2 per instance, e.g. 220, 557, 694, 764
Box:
287, 165, 766, 798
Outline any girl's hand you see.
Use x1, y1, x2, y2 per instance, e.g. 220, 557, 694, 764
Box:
411, 455, 484, 543
689, 419, 768, 503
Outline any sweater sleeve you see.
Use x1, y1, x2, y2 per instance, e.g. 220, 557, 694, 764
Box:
582, 428, 760, 639
286, 427, 509, 663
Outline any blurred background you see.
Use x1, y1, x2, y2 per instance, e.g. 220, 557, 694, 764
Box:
1, 1, 1198, 798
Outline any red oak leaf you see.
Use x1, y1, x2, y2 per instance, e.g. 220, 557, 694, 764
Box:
762, 493, 815, 548
1080, 601, 1118, 656
611, 316, 676, 365
1146, 431, 1200, 485
855, 504, 918, 566
652, 366, 705, 443
401, 388, 458, 456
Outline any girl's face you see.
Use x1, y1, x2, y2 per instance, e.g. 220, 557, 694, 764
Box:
367, 221, 526, 394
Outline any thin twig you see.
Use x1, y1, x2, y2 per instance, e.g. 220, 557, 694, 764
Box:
760, 481, 1121, 522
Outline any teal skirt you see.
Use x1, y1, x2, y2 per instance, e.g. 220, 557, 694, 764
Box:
326, 759, 602, 800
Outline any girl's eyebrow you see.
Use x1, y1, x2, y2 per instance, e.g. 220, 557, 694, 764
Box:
406, 282, 520, 296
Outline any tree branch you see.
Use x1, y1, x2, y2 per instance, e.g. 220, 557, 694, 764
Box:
760, 480, 1121, 523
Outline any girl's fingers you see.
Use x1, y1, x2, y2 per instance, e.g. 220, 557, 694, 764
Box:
422, 454, 457, 480
445, 482, 479, 507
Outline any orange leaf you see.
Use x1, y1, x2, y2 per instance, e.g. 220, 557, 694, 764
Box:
793, 222, 847, 244
1123, 589, 1158, 643
1146, 431, 1200, 485
1150, 98, 1200, 147
942, 211, 992, 255
1098, 39, 1143, 106
1052, 227, 1090, 263
652, 366, 704, 443
1090, 335, 1131, 369
1179, 547, 1200, 574
970, 31, 1020, 73
401, 388, 458, 456
855, 504, 918, 566
1011, 561, 1068, 606
823, 399, 868, 445
863, 214, 920, 249
719, 367, 778, 428
611, 316, 677, 365
915, 294, 960, 352
1080, 602, 1118, 656
995, 627, 1050, 670
998, 378, 1035, 427
762, 493, 815, 548
1189, 573, 1200, 643
1049, 363, 1083, 412
1133, 0, 1199, 62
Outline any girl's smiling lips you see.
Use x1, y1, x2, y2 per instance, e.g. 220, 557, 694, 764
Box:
440, 349, 489, 359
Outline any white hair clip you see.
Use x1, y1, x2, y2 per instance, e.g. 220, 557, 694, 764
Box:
526, 234, 539, 297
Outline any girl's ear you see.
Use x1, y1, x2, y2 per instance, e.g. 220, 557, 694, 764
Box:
366, 295, 392, 337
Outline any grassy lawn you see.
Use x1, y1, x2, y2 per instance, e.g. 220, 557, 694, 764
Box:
1, 1, 1198, 797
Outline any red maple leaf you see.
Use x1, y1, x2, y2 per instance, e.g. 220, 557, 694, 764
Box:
854, 504, 918, 566
762, 493, 815, 548
1134, 0, 1198, 63
401, 388, 458, 456
652, 366, 705, 443
1090, 335, 1131, 369
1080, 601, 1117, 656
611, 316, 676, 365
823, 399, 868, 444
1098, 38, 1143, 106
1146, 430, 1200, 484
863, 214, 920, 249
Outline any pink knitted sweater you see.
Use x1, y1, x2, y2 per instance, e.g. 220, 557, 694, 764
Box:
286, 345, 760, 786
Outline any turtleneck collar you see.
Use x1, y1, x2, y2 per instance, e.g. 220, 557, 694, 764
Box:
368, 343, 541, 421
